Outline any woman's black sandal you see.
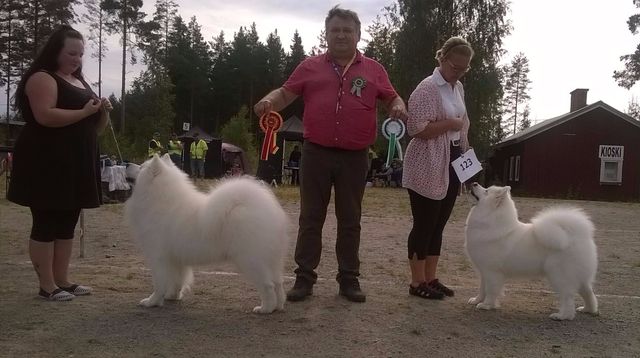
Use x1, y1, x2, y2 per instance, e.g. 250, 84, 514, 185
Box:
409, 283, 445, 300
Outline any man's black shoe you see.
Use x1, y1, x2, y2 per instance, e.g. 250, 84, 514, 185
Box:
338, 278, 366, 302
286, 277, 313, 302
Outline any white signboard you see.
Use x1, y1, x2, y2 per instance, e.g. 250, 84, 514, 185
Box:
451, 148, 483, 183
183, 122, 191, 131
598, 145, 624, 159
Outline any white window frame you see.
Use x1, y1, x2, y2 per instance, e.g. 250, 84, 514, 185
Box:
599, 159, 623, 185
514, 156, 520, 182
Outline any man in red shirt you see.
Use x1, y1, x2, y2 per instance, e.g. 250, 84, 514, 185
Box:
254, 6, 407, 303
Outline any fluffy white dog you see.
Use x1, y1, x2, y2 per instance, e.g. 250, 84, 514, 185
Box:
125, 154, 289, 314
465, 183, 599, 320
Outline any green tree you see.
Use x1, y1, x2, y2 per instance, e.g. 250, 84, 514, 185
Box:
102, 70, 175, 161
0, 0, 23, 120
393, 0, 511, 158
502, 52, 532, 135
101, 0, 146, 132
219, 106, 258, 173
364, 4, 400, 77
614, 0, 640, 89
282, 30, 306, 121
309, 30, 327, 56
1, 0, 77, 120
137, 0, 178, 70
265, 30, 286, 88
628, 96, 640, 120
82, 0, 108, 97
166, 16, 214, 132
209, 31, 236, 128
519, 105, 531, 131
21, 0, 79, 57
284, 30, 306, 78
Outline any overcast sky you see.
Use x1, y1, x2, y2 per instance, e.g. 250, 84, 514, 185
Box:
3, 1, 639, 123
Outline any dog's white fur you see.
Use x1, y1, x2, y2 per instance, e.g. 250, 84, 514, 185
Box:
465, 183, 598, 320
125, 154, 289, 313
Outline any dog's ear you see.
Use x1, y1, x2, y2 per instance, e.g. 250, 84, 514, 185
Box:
149, 156, 164, 177
494, 186, 510, 208
161, 153, 173, 166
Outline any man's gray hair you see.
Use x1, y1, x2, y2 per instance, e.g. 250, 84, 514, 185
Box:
325, 5, 361, 36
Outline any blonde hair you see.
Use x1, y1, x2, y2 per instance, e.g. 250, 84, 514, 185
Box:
435, 36, 474, 61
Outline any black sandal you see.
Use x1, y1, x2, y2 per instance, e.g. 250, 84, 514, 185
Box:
409, 283, 444, 300
428, 279, 455, 297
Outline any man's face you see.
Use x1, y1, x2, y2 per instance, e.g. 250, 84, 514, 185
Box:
326, 16, 360, 57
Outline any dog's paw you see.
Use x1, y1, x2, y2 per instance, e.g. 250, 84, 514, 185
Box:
549, 312, 575, 321
577, 306, 599, 315
476, 302, 497, 310
139, 296, 163, 307
252, 305, 275, 314
164, 292, 183, 301
468, 296, 483, 305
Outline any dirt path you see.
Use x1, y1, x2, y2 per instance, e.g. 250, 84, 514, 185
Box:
1, 182, 639, 357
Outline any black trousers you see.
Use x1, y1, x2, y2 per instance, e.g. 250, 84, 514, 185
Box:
407, 145, 461, 259
293, 141, 369, 283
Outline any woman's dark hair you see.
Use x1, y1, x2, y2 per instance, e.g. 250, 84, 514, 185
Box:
13, 25, 84, 114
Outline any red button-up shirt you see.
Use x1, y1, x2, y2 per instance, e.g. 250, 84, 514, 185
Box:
283, 51, 398, 150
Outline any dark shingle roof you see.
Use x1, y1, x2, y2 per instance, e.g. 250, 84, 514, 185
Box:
495, 101, 640, 149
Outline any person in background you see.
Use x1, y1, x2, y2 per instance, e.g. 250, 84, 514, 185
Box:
7, 25, 112, 301
288, 145, 301, 185
148, 132, 163, 158
167, 132, 183, 169
190, 133, 208, 180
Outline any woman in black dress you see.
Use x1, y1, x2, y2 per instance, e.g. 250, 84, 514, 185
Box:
8, 25, 112, 301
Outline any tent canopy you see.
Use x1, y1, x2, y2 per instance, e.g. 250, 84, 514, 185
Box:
279, 116, 303, 141
222, 142, 243, 153
179, 126, 216, 142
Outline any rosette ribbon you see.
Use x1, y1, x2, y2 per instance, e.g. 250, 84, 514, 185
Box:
381, 118, 406, 166
259, 111, 283, 161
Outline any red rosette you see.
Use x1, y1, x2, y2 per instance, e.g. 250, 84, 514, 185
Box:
259, 111, 283, 161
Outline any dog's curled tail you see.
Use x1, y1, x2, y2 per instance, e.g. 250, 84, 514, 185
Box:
530, 207, 595, 250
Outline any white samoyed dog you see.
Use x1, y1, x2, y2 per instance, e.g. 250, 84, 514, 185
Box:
125, 154, 289, 314
465, 183, 599, 320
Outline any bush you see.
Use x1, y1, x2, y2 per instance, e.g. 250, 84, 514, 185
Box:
219, 106, 258, 174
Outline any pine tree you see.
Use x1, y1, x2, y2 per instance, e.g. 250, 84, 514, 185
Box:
614, 1, 640, 89
502, 52, 532, 135
209, 31, 235, 127
265, 30, 286, 88
82, 0, 108, 97
309, 30, 327, 56
519, 105, 531, 131
101, 0, 146, 132
392, 0, 511, 158
281, 30, 306, 123
628, 96, 640, 120
284, 30, 306, 78
364, 5, 399, 75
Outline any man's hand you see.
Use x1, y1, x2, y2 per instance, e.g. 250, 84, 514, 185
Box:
254, 100, 273, 118
389, 103, 408, 122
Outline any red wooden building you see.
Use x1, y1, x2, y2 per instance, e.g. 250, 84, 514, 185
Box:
488, 89, 640, 201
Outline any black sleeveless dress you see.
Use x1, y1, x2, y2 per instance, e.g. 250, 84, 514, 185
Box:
8, 71, 102, 210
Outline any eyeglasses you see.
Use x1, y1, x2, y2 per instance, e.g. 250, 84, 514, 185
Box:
446, 59, 471, 73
